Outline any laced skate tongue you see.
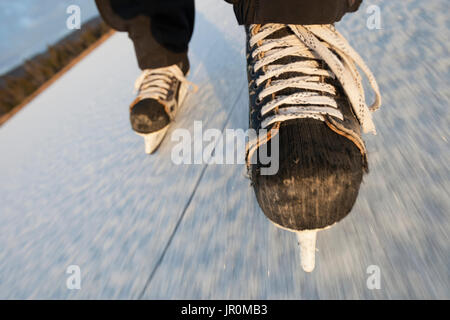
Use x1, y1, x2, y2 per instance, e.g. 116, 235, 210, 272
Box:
261, 25, 333, 107
265, 25, 312, 70
265, 25, 291, 40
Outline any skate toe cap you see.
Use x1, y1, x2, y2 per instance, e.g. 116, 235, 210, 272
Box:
251, 119, 364, 231
130, 99, 170, 134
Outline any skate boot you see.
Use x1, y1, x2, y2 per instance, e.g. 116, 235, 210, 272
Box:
245, 24, 381, 272
131, 62, 193, 154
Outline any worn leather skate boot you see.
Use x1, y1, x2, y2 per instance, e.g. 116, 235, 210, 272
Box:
131, 62, 192, 154
245, 24, 381, 271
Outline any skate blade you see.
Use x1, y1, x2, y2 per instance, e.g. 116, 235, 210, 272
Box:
269, 219, 336, 272
296, 230, 318, 272
137, 126, 169, 154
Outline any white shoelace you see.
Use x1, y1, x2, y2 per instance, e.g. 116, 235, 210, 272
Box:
249, 24, 381, 135
134, 64, 193, 101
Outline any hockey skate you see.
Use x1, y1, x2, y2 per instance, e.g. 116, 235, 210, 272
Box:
245, 24, 381, 272
131, 63, 192, 154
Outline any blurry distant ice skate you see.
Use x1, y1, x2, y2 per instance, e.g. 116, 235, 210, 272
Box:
245, 24, 381, 272
131, 64, 194, 154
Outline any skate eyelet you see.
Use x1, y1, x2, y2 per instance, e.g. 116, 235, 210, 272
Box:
255, 98, 262, 106
250, 68, 257, 77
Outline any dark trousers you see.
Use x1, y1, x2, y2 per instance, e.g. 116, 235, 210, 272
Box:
95, 0, 362, 72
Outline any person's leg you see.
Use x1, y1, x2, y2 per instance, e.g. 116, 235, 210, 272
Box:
95, 0, 195, 153
95, 0, 194, 73
226, 0, 362, 25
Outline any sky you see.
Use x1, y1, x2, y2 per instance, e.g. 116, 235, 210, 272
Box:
0, 0, 99, 74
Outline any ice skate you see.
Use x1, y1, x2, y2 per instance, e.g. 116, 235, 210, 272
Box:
245, 24, 381, 272
131, 63, 192, 154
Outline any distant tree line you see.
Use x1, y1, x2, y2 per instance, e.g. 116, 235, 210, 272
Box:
0, 17, 110, 119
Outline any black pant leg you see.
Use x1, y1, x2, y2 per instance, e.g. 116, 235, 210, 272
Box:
226, 0, 362, 25
95, 0, 194, 73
